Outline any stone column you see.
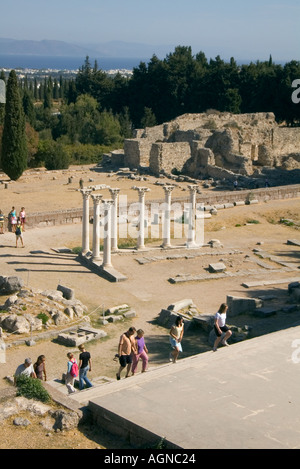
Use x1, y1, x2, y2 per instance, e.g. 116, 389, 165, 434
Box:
162, 185, 174, 248
80, 189, 92, 255
109, 188, 120, 252
186, 185, 198, 248
91, 194, 103, 261
102, 199, 114, 268
133, 187, 149, 250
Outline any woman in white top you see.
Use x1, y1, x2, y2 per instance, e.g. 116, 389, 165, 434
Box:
169, 316, 184, 363
213, 303, 232, 351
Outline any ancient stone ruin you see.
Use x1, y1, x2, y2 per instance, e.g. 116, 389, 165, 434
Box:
104, 111, 300, 183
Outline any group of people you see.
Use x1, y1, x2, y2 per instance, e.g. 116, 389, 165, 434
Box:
116, 303, 232, 380
0, 206, 26, 247
168, 303, 232, 360
14, 355, 46, 384
116, 328, 149, 380
13, 303, 232, 392
13, 344, 93, 395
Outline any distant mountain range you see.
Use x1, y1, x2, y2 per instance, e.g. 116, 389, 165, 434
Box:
0, 37, 175, 58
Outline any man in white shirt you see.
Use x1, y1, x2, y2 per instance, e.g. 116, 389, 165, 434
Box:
14, 358, 37, 384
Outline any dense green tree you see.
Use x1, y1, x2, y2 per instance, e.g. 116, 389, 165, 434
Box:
141, 107, 157, 128
118, 106, 133, 138
1, 70, 27, 180
23, 89, 36, 127
35, 139, 69, 170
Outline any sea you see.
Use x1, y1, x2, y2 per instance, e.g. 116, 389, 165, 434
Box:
0, 54, 148, 71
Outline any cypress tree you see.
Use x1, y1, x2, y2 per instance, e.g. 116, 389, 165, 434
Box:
1, 70, 27, 180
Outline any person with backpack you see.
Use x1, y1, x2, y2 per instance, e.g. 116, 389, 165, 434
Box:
65, 352, 78, 394
15, 218, 24, 248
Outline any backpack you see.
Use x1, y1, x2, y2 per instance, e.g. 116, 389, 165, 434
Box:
15, 226, 21, 236
70, 359, 79, 377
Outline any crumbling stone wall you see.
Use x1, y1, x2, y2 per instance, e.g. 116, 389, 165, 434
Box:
149, 142, 191, 176
123, 111, 300, 178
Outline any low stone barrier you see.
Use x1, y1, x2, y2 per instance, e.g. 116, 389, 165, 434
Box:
18, 183, 300, 230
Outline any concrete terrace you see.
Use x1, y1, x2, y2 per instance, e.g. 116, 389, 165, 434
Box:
47, 324, 300, 449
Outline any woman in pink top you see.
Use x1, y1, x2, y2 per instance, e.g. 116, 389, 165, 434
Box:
131, 329, 148, 375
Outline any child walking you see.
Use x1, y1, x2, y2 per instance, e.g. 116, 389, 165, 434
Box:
15, 218, 24, 248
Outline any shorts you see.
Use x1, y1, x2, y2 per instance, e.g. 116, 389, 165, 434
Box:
214, 325, 229, 337
169, 337, 183, 352
119, 354, 132, 368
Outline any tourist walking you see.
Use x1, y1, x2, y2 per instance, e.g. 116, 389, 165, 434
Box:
131, 329, 149, 375
65, 352, 78, 394
213, 303, 232, 351
19, 207, 26, 231
0, 210, 4, 234
78, 344, 93, 390
169, 316, 184, 363
9, 207, 17, 233
15, 218, 24, 248
34, 355, 47, 381
116, 327, 136, 380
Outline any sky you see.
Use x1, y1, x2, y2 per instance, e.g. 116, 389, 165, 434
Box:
0, 0, 299, 62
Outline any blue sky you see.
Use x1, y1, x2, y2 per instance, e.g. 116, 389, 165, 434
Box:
1, 0, 299, 61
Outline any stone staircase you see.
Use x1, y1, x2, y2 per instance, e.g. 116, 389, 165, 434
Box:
46, 361, 174, 407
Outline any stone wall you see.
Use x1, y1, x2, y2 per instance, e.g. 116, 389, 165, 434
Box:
122, 111, 300, 178
124, 139, 153, 168
149, 142, 191, 176
273, 127, 300, 157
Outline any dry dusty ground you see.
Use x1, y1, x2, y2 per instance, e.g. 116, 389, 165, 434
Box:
0, 165, 299, 449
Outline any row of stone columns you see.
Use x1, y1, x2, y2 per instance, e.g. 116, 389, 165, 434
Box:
80, 184, 201, 266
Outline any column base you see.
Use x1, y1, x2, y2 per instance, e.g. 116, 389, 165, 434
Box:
185, 241, 200, 249
92, 255, 102, 262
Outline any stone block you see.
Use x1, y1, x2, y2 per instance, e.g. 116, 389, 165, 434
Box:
0, 276, 24, 295
57, 285, 75, 300
253, 307, 277, 317
208, 239, 223, 248
227, 295, 263, 316
234, 201, 245, 206
107, 304, 130, 315
123, 310, 137, 319
157, 308, 177, 328
192, 314, 214, 332
167, 299, 194, 312
209, 262, 226, 273
107, 315, 123, 323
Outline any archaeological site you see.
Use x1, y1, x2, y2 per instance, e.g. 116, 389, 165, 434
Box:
104, 111, 300, 187
0, 110, 299, 450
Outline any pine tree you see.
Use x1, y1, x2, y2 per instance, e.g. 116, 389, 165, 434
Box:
1, 70, 27, 180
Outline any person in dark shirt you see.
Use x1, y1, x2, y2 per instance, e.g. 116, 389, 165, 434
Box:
78, 344, 93, 390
